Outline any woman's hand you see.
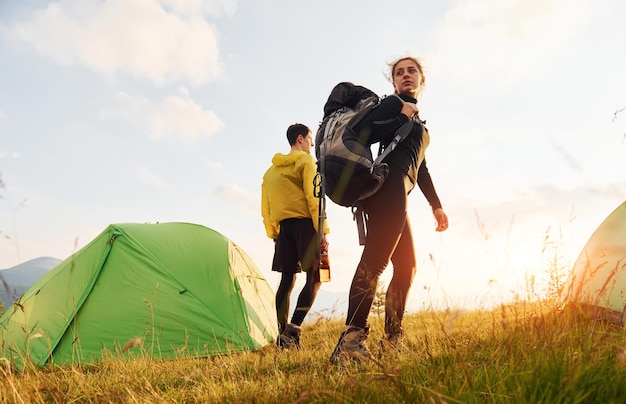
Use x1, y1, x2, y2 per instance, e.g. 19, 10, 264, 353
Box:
400, 102, 419, 119
433, 208, 449, 232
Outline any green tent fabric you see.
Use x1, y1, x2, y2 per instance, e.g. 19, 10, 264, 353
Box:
0, 222, 278, 368
562, 201, 626, 321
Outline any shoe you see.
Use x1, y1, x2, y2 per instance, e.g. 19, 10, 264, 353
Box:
277, 323, 301, 349
329, 326, 373, 363
379, 329, 409, 353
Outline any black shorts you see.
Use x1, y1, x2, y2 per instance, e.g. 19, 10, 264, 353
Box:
272, 218, 318, 273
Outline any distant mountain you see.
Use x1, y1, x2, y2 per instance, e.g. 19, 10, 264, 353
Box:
0, 257, 62, 308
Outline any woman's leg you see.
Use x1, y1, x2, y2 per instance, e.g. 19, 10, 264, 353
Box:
346, 170, 408, 329
385, 217, 416, 338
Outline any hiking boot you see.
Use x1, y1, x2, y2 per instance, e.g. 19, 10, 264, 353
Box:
277, 323, 301, 350
379, 329, 409, 353
329, 326, 373, 364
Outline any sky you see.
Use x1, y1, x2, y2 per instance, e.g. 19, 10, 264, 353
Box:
1, 0, 625, 314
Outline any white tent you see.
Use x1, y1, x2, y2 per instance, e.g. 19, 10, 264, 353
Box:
562, 201, 626, 322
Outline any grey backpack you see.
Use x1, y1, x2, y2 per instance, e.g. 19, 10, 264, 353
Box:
314, 82, 412, 207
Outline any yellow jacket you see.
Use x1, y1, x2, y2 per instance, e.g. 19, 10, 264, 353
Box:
261, 150, 329, 239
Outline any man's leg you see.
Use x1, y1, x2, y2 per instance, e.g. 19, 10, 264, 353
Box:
290, 270, 321, 326
275, 273, 296, 333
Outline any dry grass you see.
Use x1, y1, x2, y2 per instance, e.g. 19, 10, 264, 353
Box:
2, 300, 626, 403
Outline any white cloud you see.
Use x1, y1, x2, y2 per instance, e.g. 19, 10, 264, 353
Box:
135, 164, 169, 191
151, 94, 223, 141
207, 161, 223, 172
214, 183, 259, 213
6, 0, 224, 85
158, 0, 237, 17
98, 89, 223, 142
214, 183, 252, 201
429, 0, 592, 88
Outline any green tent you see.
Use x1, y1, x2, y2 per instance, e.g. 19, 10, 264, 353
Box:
562, 201, 626, 322
0, 222, 278, 368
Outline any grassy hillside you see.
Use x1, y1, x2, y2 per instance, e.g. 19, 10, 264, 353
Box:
1, 300, 625, 403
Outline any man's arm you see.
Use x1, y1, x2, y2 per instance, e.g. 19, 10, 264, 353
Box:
261, 182, 279, 239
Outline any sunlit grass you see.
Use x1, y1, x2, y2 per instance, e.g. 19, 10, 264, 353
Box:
1, 300, 626, 403
2, 172, 625, 402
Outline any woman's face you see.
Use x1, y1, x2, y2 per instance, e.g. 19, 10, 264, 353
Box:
393, 59, 423, 97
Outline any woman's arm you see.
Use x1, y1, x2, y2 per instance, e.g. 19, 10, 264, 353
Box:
416, 161, 442, 211
355, 95, 408, 145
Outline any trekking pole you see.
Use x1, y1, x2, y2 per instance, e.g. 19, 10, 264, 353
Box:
314, 170, 326, 252
313, 168, 330, 281
352, 203, 367, 246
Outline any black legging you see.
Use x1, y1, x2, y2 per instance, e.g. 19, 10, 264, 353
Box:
346, 167, 416, 334
275, 270, 321, 332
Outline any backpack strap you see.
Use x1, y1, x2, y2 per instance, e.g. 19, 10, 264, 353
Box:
371, 120, 413, 171
371, 94, 416, 172
352, 202, 367, 246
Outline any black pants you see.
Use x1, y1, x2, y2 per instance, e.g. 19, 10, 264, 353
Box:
272, 218, 321, 332
346, 167, 416, 334
275, 271, 321, 332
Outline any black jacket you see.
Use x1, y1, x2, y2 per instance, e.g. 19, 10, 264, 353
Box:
355, 93, 442, 211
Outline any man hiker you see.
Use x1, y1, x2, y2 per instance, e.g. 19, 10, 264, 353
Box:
261, 123, 330, 349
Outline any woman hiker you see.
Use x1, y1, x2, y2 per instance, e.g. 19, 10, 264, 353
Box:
330, 55, 449, 363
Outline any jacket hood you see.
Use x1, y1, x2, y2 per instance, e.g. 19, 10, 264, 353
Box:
271, 151, 309, 167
